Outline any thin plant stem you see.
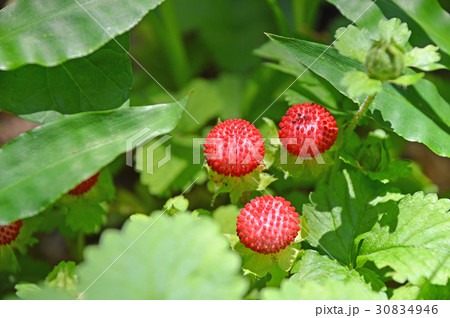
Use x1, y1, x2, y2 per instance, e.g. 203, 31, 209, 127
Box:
158, 0, 191, 89
292, 0, 322, 35
266, 0, 290, 35
326, 94, 376, 184
75, 232, 85, 262
346, 94, 377, 133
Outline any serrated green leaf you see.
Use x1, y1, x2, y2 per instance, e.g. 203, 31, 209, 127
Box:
377, 18, 411, 46
391, 0, 450, 56
303, 169, 398, 265
242, 253, 274, 277
0, 0, 165, 70
342, 71, 382, 98
417, 281, 450, 300
274, 245, 300, 272
262, 278, 386, 300
357, 267, 387, 292
266, 263, 288, 287
291, 250, 386, 292
46, 261, 78, 295
0, 98, 186, 224
15, 283, 73, 300
9, 217, 40, 254
358, 192, 450, 285
0, 34, 132, 115
65, 202, 105, 233
291, 250, 356, 282
390, 285, 420, 300
328, 0, 450, 68
367, 160, 411, 181
334, 26, 372, 62
163, 195, 189, 216
405, 45, 444, 71
391, 282, 450, 300
77, 213, 247, 299
267, 34, 450, 157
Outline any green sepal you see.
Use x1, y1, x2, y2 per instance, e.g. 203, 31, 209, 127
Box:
342, 71, 382, 99
388, 73, 424, 86
206, 165, 276, 205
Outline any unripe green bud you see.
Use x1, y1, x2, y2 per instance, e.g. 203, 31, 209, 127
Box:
359, 143, 383, 171
365, 41, 405, 81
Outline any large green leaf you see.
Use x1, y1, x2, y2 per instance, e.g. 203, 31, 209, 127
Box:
268, 34, 450, 157
17, 213, 247, 299
262, 279, 385, 300
358, 192, 450, 285
0, 98, 186, 224
0, 34, 132, 115
254, 41, 345, 111
303, 169, 393, 266
391, 0, 450, 56
76, 213, 247, 299
290, 250, 386, 292
0, 0, 164, 70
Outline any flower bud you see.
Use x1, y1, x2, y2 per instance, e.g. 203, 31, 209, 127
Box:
365, 41, 405, 81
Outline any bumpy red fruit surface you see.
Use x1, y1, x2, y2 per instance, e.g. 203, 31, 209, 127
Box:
236, 195, 300, 254
68, 172, 100, 195
204, 119, 265, 177
278, 103, 338, 157
0, 220, 22, 246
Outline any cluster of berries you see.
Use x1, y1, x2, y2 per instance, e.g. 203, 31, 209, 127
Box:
204, 103, 338, 254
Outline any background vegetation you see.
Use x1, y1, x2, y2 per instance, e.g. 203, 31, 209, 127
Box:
0, 0, 449, 300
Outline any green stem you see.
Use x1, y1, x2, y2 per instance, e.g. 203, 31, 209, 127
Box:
75, 232, 85, 262
345, 94, 377, 133
157, 0, 191, 89
266, 0, 290, 35
326, 94, 376, 184
292, 0, 322, 35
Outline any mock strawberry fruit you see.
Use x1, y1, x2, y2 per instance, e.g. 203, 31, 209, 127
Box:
0, 220, 22, 246
236, 195, 300, 254
278, 103, 338, 157
68, 172, 100, 195
204, 119, 265, 177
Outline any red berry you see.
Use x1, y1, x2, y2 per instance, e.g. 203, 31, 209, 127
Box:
68, 172, 100, 195
278, 103, 338, 157
0, 220, 22, 246
204, 119, 265, 177
236, 195, 300, 254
